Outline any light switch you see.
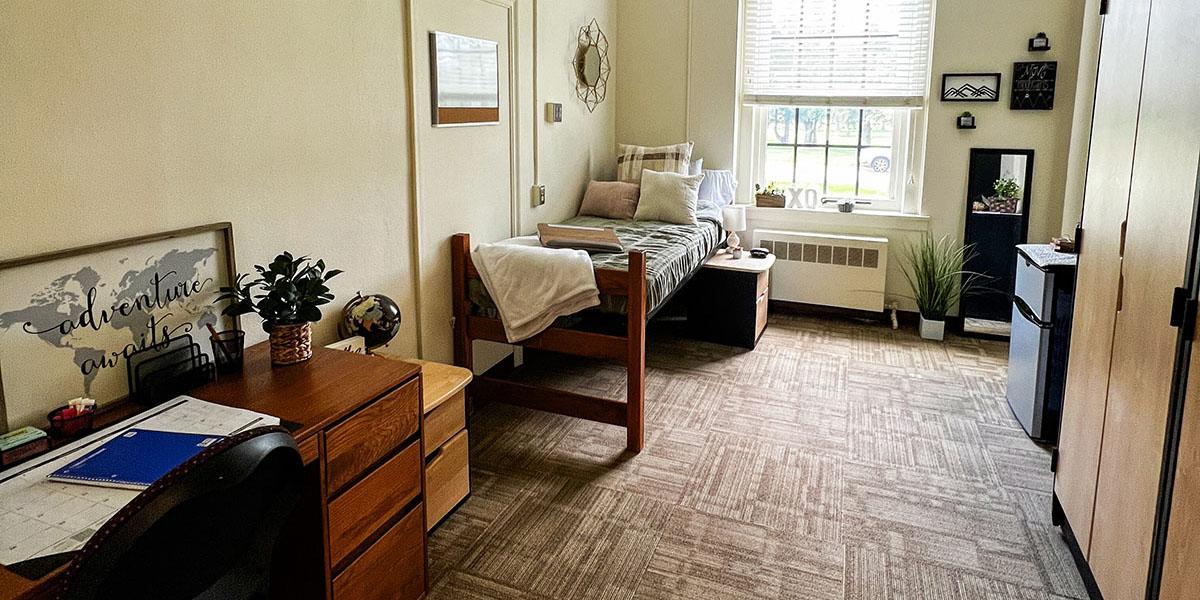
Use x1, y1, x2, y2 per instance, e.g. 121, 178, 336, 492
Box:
533, 185, 546, 206
545, 103, 563, 123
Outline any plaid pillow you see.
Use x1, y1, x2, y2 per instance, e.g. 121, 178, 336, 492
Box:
616, 142, 694, 183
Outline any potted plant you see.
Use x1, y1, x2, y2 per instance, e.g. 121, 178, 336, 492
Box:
991, 177, 1021, 213
898, 234, 987, 341
755, 182, 787, 208
217, 253, 342, 365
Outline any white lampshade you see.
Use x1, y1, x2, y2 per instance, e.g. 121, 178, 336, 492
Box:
722, 205, 747, 232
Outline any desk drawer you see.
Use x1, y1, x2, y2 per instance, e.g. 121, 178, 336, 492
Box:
328, 440, 422, 569
332, 503, 425, 600
325, 378, 420, 495
425, 429, 470, 530
424, 391, 465, 458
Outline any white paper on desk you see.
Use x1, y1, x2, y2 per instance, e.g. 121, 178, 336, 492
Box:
0, 396, 280, 565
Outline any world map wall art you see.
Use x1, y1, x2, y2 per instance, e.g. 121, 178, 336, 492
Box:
0, 223, 237, 430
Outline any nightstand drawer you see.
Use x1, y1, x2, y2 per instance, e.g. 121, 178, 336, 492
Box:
327, 440, 422, 569
756, 269, 769, 298
333, 503, 425, 600
325, 378, 421, 495
426, 429, 470, 530
755, 289, 769, 339
424, 390, 465, 458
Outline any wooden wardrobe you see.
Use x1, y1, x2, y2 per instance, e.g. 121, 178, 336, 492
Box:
1053, 1, 1200, 599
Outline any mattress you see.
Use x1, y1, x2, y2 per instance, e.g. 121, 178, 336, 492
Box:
469, 211, 722, 317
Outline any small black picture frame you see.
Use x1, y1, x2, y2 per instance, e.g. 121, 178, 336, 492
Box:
941, 73, 1002, 102
1011, 61, 1057, 110
957, 114, 977, 129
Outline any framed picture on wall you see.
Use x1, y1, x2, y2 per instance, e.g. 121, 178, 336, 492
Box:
941, 73, 1002, 102
1011, 61, 1057, 110
0, 223, 237, 430
429, 31, 500, 126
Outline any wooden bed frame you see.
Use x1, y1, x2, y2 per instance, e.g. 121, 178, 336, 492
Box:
450, 233, 648, 452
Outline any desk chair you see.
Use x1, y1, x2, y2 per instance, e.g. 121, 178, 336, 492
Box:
57, 427, 303, 600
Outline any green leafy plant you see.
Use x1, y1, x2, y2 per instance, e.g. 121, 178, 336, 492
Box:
755, 182, 786, 196
217, 253, 342, 326
898, 234, 988, 321
994, 177, 1020, 199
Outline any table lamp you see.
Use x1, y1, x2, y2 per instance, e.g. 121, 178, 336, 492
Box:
722, 205, 747, 250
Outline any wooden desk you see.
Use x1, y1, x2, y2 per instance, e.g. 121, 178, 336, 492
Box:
0, 343, 427, 600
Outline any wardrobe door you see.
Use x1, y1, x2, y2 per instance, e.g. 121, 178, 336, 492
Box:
1054, 0, 1151, 554
1151, 0, 1200, 596
1089, 0, 1200, 596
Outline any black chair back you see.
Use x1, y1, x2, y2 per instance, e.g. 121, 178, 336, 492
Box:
58, 426, 303, 600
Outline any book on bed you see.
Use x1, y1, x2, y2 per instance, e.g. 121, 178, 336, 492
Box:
537, 223, 623, 253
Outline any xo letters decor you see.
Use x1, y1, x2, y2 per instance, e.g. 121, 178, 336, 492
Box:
0, 223, 237, 430
1011, 61, 1057, 110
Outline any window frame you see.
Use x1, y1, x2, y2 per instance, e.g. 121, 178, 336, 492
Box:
749, 105, 919, 214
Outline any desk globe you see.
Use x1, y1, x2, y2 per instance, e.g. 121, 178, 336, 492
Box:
339, 293, 401, 350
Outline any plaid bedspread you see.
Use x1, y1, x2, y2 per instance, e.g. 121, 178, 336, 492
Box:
469, 213, 722, 316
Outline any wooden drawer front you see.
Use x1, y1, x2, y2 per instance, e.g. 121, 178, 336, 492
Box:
755, 269, 769, 298
328, 441, 422, 569
325, 378, 421, 495
333, 503, 425, 600
425, 430, 470, 530
755, 289, 769, 337
424, 391, 465, 458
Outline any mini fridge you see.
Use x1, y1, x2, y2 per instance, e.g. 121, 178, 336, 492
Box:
1006, 244, 1077, 443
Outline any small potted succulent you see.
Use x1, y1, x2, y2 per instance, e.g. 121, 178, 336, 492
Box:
898, 234, 988, 341
217, 253, 342, 366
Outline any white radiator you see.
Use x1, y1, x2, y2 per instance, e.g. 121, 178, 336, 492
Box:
754, 229, 888, 312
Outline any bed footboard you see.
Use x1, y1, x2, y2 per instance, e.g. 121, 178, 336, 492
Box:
450, 232, 647, 452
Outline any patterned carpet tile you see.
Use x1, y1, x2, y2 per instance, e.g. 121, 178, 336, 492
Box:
427, 314, 1088, 600
634, 508, 845, 600
681, 432, 842, 542
458, 475, 672, 600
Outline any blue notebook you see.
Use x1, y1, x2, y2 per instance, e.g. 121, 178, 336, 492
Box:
48, 429, 224, 490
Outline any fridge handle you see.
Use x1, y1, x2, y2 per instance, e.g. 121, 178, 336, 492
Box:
1014, 295, 1053, 329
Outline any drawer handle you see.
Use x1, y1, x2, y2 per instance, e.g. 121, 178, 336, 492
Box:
426, 445, 444, 464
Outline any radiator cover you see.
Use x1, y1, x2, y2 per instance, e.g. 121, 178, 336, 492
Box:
753, 229, 888, 312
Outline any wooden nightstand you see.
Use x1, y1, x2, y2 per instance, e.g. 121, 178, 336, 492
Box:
687, 250, 776, 349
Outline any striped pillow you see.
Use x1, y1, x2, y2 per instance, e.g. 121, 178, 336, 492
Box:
616, 142, 694, 183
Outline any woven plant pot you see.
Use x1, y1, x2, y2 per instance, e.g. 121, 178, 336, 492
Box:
269, 322, 313, 366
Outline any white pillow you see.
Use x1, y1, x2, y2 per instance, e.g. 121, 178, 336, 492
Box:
635, 169, 704, 225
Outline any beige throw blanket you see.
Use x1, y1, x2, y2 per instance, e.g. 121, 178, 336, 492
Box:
471, 237, 600, 343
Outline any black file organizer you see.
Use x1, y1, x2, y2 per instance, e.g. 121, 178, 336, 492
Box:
125, 334, 215, 406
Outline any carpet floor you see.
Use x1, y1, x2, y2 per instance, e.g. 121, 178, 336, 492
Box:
426, 313, 1087, 599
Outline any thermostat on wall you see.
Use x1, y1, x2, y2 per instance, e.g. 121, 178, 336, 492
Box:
545, 103, 563, 123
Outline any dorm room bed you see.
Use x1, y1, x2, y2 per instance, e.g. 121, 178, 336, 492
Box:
451, 212, 721, 452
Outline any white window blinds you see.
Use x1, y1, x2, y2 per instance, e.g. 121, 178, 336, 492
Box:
742, 0, 934, 108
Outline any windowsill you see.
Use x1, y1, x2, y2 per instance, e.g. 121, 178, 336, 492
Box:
742, 205, 931, 232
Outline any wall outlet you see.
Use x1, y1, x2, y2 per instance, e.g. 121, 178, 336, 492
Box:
545, 102, 563, 123
533, 184, 546, 206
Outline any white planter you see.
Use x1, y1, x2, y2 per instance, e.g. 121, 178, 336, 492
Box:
919, 316, 946, 341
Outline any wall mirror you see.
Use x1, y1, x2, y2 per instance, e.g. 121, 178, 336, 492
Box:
962, 148, 1035, 337
429, 31, 500, 126
574, 18, 610, 113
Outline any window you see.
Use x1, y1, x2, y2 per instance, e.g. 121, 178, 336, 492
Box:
741, 0, 933, 213
742, 0, 934, 107
761, 107, 907, 208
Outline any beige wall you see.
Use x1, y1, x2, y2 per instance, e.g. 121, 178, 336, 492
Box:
616, 0, 1087, 308
1, 0, 619, 425
1, 2, 420, 351
923, 0, 1086, 244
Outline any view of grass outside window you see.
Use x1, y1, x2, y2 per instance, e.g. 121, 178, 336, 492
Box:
764, 107, 898, 204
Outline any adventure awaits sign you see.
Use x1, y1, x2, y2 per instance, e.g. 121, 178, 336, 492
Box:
0, 225, 235, 430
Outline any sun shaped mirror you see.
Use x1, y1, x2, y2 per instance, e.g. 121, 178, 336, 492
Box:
574, 19, 610, 113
